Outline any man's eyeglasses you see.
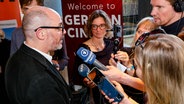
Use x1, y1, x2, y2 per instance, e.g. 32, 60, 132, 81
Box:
91, 24, 106, 30
135, 28, 166, 46
34, 26, 64, 33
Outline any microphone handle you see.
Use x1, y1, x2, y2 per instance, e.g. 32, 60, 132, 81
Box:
93, 60, 108, 71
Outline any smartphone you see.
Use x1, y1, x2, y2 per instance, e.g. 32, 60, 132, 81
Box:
87, 67, 124, 102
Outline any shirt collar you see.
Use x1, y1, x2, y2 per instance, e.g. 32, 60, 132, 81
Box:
24, 42, 53, 64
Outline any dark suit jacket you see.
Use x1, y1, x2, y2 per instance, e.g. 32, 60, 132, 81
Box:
5, 44, 73, 104
10, 27, 69, 70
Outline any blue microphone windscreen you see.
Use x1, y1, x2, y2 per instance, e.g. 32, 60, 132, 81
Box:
78, 64, 90, 77
76, 47, 96, 65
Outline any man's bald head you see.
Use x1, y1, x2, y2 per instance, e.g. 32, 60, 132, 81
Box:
22, 6, 63, 53
22, 6, 60, 35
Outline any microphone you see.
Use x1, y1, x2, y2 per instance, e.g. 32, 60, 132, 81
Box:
76, 47, 108, 71
78, 64, 90, 77
78, 64, 124, 102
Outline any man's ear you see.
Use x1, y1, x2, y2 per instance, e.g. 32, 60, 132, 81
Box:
35, 28, 46, 40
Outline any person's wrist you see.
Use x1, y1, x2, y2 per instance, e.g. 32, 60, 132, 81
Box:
126, 65, 134, 71
119, 96, 130, 104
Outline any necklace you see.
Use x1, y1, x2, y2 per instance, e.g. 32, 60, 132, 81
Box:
91, 39, 105, 51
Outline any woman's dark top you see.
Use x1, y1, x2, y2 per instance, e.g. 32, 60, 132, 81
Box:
72, 39, 114, 85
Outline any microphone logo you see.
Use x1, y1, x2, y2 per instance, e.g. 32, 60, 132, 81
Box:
80, 48, 88, 57
77, 47, 96, 65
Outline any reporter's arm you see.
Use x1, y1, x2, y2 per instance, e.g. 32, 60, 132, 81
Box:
103, 66, 145, 92
118, 73, 145, 92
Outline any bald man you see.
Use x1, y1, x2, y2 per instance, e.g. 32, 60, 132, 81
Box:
5, 6, 73, 104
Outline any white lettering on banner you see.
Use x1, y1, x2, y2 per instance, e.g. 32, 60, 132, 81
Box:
64, 15, 121, 38
65, 14, 121, 26
111, 15, 121, 25
65, 15, 88, 25
67, 3, 104, 10
106, 4, 116, 9
68, 28, 87, 38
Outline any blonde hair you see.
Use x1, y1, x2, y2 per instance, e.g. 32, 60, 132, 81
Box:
132, 17, 159, 46
135, 34, 184, 104
135, 17, 158, 31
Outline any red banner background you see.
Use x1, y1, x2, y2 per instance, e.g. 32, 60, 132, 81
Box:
62, 0, 123, 83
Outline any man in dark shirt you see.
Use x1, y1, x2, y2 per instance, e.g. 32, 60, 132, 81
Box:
150, 0, 184, 35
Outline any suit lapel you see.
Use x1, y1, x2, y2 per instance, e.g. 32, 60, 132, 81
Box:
20, 44, 68, 86
37, 55, 69, 87
46, 61, 68, 86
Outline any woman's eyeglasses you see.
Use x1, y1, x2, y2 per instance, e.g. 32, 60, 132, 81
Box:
34, 26, 65, 33
135, 28, 166, 46
91, 24, 106, 30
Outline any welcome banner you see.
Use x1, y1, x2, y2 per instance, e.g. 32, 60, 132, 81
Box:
62, 0, 123, 83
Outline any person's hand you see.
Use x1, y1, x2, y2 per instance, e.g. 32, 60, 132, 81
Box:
52, 60, 60, 71
102, 66, 134, 86
103, 81, 131, 104
101, 65, 123, 81
114, 51, 130, 67
109, 53, 117, 67
83, 77, 96, 88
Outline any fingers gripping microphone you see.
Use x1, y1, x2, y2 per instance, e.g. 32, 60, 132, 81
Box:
76, 47, 108, 71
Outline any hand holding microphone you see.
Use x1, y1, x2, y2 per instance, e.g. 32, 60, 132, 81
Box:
78, 64, 96, 88
78, 64, 124, 102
